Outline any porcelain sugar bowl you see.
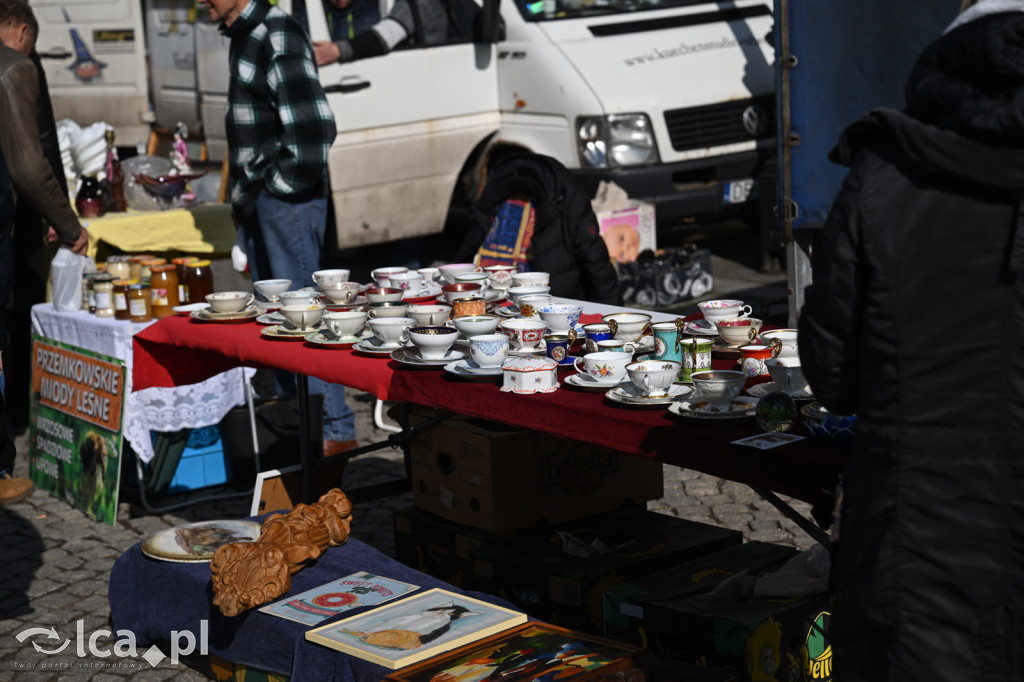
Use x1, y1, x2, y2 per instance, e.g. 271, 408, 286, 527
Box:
500, 355, 559, 394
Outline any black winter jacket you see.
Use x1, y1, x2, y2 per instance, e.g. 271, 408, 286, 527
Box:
457, 153, 623, 305
798, 14, 1024, 682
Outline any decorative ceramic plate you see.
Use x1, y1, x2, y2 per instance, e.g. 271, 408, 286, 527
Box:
605, 383, 693, 407
353, 338, 409, 355
190, 307, 260, 323
668, 396, 760, 422
390, 347, 466, 366
304, 330, 371, 348
748, 381, 815, 400
141, 520, 262, 563
443, 359, 503, 379
563, 372, 631, 392
257, 312, 285, 325
261, 324, 319, 340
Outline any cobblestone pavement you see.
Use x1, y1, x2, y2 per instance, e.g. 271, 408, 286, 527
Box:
0, 387, 817, 681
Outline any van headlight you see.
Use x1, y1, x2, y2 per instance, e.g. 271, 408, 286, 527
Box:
577, 114, 659, 168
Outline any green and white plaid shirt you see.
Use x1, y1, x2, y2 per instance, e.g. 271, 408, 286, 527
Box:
220, 0, 336, 215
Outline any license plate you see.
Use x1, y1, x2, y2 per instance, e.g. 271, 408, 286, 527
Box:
723, 179, 755, 204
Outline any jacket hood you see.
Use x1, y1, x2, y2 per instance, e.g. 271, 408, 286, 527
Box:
831, 13, 1024, 195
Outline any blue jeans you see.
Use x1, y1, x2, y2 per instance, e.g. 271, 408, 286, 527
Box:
239, 192, 355, 442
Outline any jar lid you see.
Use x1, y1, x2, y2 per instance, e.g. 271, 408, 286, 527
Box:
93, 273, 115, 282
113, 278, 139, 286
150, 264, 175, 272
128, 283, 149, 291
108, 255, 131, 263
190, 259, 212, 267
172, 257, 197, 265
130, 255, 155, 263
141, 258, 166, 266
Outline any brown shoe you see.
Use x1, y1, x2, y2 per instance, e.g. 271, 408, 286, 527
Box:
0, 473, 34, 505
323, 439, 359, 457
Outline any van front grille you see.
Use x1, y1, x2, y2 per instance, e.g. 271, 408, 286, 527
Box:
664, 96, 774, 152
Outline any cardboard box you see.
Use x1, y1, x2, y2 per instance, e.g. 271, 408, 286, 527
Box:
409, 411, 663, 533
604, 542, 831, 681
598, 202, 656, 263
484, 508, 743, 633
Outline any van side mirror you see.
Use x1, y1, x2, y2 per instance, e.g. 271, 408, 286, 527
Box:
479, 0, 504, 44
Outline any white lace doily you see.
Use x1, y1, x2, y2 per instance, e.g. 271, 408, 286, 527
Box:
31, 304, 254, 463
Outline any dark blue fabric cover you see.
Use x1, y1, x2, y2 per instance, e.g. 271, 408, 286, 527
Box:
109, 519, 517, 680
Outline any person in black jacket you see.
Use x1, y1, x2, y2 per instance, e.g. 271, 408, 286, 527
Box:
456, 152, 622, 305
798, 4, 1024, 680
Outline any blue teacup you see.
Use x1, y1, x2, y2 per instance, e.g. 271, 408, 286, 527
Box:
543, 330, 577, 364
582, 323, 613, 354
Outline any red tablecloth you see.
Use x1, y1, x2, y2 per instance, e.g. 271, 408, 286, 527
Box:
133, 314, 847, 504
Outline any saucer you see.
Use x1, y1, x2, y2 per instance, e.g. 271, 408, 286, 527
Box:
191, 307, 260, 322
173, 302, 211, 316
261, 324, 318, 340
746, 382, 815, 400
324, 295, 368, 310
508, 344, 546, 356
353, 338, 408, 355
564, 373, 630, 392
390, 347, 466, 366
257, 312, 285, 325
304, 330, 370, 348
495, 305, 520, 318
605, 383, 693, 407
711, 339, 743, 358
669, 396, 759, 422
444, 359, 503, 378
682, 320, 718, 336
402, 286, 442, 303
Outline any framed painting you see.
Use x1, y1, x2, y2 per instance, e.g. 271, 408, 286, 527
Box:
305, 588, 527, 669
384, 621, 643, 681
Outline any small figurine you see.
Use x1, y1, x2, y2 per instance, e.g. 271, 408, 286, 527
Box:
170, 122, 192, 175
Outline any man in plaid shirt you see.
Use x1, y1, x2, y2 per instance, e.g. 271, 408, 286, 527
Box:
199, 0, 357, 454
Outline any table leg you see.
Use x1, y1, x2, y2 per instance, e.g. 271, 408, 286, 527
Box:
297, 374, 314, 504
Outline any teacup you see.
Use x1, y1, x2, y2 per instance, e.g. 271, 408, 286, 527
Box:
371, 266, 408, 288
499, 318, 548, 350
699, 299, 752, 327
483, 265, 517, 290
603, 312, 652, 342
320, 281, 361, 305
507, 284, 551, 307
650, 319, 686, 362
312, 269, 350, 287
538, 304, 583, 334
206, 291, 254, 313
454, 271, 490, 292
737, 344, 773, 377
765, 357, 811, 395
678, 336, 714, 382
574, 351, 632, 384
408, 325, 459, 360
451, 314, 500, 338
417, 267, 441, 285
760, 329, 799, 359
389, 271, 426, 293
367, 301, 410, 318
469, 333, 509, 368
438, 263, 479, 284
322, 310, 367, 339
594, 338, 637, 354
280, 303, 324, 330
253, 279, 291, 303
451, 296, 486, 318
626, 360, 681, 397
407, 304, 452, 327
441, 282, 483, 303
582, 323, 613, 354
543, 331, 577, 364
716, 317, 763, 347
368, 316, 415, 347
365, 287, 404, 304
516, 294, 553, 320
278, 289, 322, 306
690, 370, 747, 410
512, 271, 550, 288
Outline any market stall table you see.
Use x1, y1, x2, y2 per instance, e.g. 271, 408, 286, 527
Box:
131, 305, 847, 509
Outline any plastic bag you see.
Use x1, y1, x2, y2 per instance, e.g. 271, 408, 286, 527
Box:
51, 246, 94, 312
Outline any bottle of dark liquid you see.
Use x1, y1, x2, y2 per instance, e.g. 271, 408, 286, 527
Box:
104, 130, 127, 212
76, 175, 105, 218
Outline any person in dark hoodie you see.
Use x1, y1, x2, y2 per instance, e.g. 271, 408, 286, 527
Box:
797, 2, 1024, 679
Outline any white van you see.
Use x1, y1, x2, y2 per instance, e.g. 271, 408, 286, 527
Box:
301, 0, 776, 247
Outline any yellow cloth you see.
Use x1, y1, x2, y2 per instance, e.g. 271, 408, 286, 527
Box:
82, 203, 236, 261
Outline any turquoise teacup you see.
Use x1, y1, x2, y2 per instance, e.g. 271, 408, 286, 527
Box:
650, 319, 686, 363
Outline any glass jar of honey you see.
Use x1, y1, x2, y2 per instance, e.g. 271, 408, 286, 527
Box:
172, 256, 197, 303
93, 275, 115, 318
112, 278, 137, 320
149, 265, 179, 318
139, 257, 166, 283
185, 260, 214, 305
129, 255, 155, 281
128, 282, 152, 322
106, 256, 131, 280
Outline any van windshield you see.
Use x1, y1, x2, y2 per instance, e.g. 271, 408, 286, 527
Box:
513, 0, 723, 21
